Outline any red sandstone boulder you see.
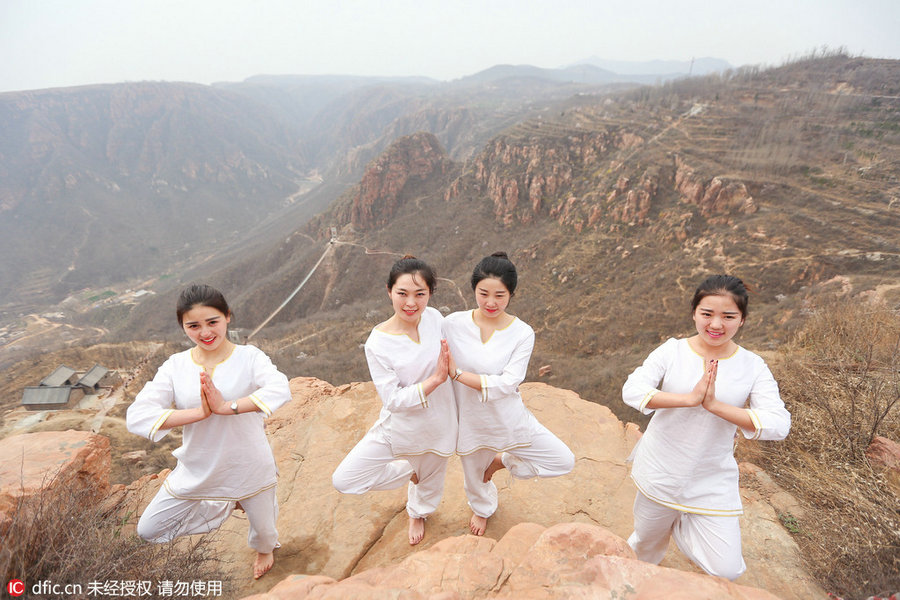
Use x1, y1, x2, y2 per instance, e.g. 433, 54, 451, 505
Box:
0, 430, 110, 528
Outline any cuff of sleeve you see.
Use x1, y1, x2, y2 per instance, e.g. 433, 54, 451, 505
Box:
639, 389, 659, 413
149, 409, 175, 441
417, 383, 428, 408
479, 375, 488, 403
249, 394, 272, 417
743, 408, 762, 440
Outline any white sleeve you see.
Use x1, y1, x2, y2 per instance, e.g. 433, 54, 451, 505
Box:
126, 357, 177, 442
479, 327, 534, 403
622, 340, 674, 415
246, 348, 291, 418
366, 343, 428, 411
742, 361, 791, 441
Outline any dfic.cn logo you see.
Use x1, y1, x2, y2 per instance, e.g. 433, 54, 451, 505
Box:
7, 579, 25, 597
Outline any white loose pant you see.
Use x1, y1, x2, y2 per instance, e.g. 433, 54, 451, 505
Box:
332, 433, 450, 519
137, 484, 279, 553
627, 491, 746, 580
460, 418, 574, 518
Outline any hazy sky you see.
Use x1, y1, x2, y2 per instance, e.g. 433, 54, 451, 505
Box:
1, 0, 898, 93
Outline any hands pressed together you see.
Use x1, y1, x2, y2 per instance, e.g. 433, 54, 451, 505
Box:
689, 359, 718, 410
199, 371, 237, 416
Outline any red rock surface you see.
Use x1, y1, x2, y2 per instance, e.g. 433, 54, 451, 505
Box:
0, 430, 110, 528
241, 522, 784, 600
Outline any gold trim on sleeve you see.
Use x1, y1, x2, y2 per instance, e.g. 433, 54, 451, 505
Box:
417, 383, 428, 408
640, 389, 660, 411
149, 409, 175, 439
746, 408, 762, 440
249, 394, 272, 417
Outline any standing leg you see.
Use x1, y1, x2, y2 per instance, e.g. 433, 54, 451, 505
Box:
627, 492, 680, 565
672, 513, 746, 580
332, 433, 414, 494
240, 486, 280, 579
459, 449, 498, 535
404, 453, 449, 545
137, 484, 232, 542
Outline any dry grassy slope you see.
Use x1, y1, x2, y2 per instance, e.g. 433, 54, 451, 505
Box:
216, 57, 896, 424
4, 55, 897, 458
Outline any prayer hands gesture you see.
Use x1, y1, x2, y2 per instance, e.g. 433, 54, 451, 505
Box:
200, 371, 232, 415
688, 359, 718, 407
434, 340, 450, 380
421, 340, 451, 397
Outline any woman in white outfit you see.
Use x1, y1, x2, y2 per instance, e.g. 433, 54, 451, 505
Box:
332, 256, 457, 545
127, 284, 291, 580
622, 274, 791, 580
443, 251, 574, 536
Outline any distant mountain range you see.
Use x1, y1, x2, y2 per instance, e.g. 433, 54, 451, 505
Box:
1, 55, 898, 412
108, 55, 900, 410
571, 56, 732, 77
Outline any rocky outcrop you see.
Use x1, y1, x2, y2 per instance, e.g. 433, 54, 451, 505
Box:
0, 430, 110, 528
464, 132, 613, 226
243, 522, 783, 600
446, 128, 664, 231
342, 132, 450, 230
674, 156, 757, 220
118, 378, 823, 599
605, 169, 660, 226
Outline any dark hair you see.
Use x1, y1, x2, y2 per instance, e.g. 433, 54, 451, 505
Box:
176, 284, 231, 325
690, 275, 749, 319
471, 251, 517, 295
387, 255, 436, 294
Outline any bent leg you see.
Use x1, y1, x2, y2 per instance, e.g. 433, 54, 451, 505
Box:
332, 433, 414, 494
137, 485, 232, 543
673, 512, 746, 580
502, 418, 574, 480
627, 492, 679, 565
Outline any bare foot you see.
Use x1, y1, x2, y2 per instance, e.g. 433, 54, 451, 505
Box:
410, 471, 419, 485
253, 552, 274, 579
469, 513, 488, 536
408, 516, 425, 545
482, 453, 505, 483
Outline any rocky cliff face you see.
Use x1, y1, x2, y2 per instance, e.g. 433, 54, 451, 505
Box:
336, 132, 452, 231
446, 127, 757, 237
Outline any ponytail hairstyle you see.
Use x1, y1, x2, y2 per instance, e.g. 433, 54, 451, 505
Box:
690, 275, 749, 320
387, 255, 437, 294
176, 284, 231, 325
471, 251, 518, 295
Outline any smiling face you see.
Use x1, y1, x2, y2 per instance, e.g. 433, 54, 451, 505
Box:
475, 276, 511, 320
388, 272, 431, 325
181, 304, 231, 353
692, 293, 744, 350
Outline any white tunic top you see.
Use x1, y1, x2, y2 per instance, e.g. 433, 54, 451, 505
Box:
126, 344, 291, 501
443, 309, 535, 455
623, 337, 791, 516
364, 306, 457, 457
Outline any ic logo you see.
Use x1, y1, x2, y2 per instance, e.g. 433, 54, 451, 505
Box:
7, 579, 25, 597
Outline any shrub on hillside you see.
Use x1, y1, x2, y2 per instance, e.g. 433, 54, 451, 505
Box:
0, 469, 231, 600
740, 296, 899, 599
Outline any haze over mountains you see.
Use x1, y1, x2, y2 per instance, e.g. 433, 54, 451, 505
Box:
1, 61, 673, 309
1, 54, 898, 415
